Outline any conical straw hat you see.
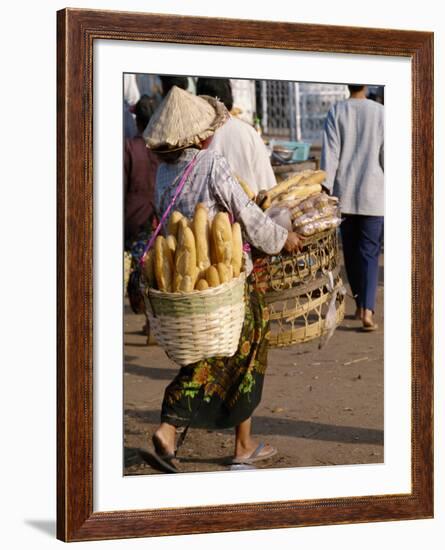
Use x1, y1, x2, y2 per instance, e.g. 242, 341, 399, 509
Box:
144, 86, 229, 151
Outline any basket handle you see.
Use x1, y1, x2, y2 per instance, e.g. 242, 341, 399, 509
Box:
139, 155, 198, 267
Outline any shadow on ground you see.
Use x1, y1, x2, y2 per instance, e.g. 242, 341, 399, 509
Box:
125, 408, 383, 446
252, 416, 383, 445
125, 364, 178, 380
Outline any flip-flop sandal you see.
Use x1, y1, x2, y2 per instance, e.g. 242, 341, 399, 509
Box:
139, 447, 179, 474
231, 442, 277, 465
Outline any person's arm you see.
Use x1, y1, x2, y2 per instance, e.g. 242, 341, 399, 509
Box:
211, 154, 302, 255
320, 109, 340, 194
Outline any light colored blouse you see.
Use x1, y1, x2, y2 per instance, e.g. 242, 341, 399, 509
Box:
321, 98, 384, 216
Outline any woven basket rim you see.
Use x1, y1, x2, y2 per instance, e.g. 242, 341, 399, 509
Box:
290, 227, 336, 248
252, 228, 336, 262
146, 270, 246, 300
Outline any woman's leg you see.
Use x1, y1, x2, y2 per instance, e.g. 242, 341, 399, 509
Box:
152, 289, 271, 461
358, 216, 384, 327
340, 215, 363, 313
234, 417, 274, 459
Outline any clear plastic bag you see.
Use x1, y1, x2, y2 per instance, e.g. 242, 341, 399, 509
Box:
314, 194, 330, 210
295, 216, 342, 236
293, 209, 318, 228
292, 205, 338, 227
265, 192, 340, 236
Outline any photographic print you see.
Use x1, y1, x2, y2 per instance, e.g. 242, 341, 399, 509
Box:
57, 8, 432, 541
122, 74, 385, 476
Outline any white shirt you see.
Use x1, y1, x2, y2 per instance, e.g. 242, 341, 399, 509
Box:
208, 117, 276, 195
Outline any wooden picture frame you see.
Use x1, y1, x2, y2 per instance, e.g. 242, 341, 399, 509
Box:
57, 8, 434, 542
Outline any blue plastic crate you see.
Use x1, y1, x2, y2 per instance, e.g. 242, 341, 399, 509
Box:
273, 140, 311, 162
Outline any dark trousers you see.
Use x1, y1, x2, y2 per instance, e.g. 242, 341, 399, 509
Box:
340, 215, 384, 311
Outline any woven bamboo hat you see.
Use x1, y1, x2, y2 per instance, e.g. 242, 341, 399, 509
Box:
144, 85, 229, 152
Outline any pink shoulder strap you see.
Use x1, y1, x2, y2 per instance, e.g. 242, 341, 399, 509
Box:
139, 155, 197, 266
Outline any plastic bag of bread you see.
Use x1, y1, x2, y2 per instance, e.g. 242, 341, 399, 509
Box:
295, 216, 342, 236
292, 209, 319, 227
293, 204, 339, 226
299, 197, 316, 212
296, 192, 328, 213
313, 193, 330, 210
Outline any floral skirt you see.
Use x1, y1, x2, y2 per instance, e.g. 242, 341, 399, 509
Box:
161, 285, 270, 430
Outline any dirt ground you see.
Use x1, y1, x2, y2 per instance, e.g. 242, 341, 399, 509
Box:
124, 260, 384, 476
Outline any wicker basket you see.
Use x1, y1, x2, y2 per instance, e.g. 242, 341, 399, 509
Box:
263, 269, 345, 347
144, 273, 246, 365
251, 229, 339, 293
251, 228, 345, 348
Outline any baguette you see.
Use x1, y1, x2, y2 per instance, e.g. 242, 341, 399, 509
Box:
236, 176, 255, 200
178, 216, 192, 233
261, 198, 304, 212
298, 170, 327, 187
217, 262, 231, 284
154, 236, 174, 292
142, 249, 156, 288
258, 171, 312, 209
167, 211, 184, 238
166, 235, 177, 256
211, 212, 233, 265
231, 222, 243, 278
193, 203, 211, 274
195, 278, 209, 291
271, 183, 322, 206
174, 225, 197, 292
205, 265, 220, 287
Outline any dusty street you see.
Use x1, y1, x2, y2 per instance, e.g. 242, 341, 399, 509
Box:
124, 261, 384, 476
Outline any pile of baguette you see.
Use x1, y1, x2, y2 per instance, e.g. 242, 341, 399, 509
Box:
257, 170, 342, 237
142, 204, 244, 293
257, 170, 327, 210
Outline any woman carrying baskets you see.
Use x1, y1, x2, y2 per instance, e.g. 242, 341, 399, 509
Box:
141, 86, 302, 472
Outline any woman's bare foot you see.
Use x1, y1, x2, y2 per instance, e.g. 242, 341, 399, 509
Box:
362, 308, 378, 331
234, 417, 276, 462
234, 438, 276, 461
152, 423, 176, 457
354, 307, 364, 320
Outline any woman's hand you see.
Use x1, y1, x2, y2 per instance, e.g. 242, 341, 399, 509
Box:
283, 231, 304, 253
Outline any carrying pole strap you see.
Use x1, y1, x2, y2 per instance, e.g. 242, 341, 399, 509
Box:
139, 155, 198, 267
